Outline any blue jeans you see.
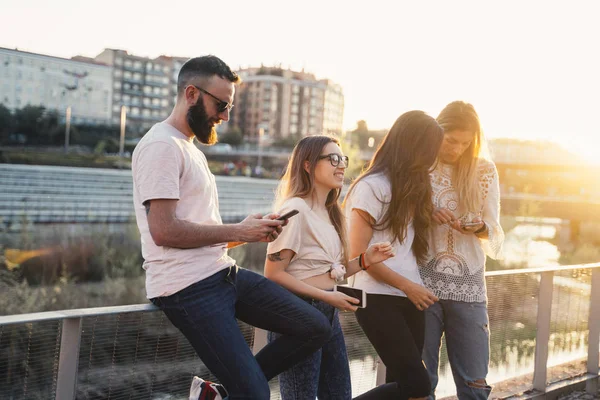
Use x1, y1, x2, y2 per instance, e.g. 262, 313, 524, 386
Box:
150, 266, 332, 400
268, 297, 352, 400
423, 300, 492, 400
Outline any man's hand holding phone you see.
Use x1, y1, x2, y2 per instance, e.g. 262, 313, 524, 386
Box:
263, 209, 299, 241
237, 213, 284, 243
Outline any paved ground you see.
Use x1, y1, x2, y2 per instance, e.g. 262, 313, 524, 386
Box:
559, 389, 600, 400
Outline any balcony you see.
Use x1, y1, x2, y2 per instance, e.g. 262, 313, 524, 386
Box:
142, 91, 165, 99
122, 76, 143, 84
143, 80, 168, 88
122, 88, 143, 96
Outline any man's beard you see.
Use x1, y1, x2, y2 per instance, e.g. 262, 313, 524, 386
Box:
186, 96, 218, 145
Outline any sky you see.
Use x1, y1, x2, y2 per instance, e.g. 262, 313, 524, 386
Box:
1, 0, 599, 163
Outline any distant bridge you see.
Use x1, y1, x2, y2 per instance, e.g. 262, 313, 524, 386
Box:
501, 193, 600, 222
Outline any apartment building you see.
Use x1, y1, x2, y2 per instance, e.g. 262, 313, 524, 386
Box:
231, 66, 344, 142
94, 49, 178, 133
0, 47, 112, 124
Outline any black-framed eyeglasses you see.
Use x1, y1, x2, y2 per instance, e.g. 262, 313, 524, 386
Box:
193, 85, 234, 113
318, 153, 349, 167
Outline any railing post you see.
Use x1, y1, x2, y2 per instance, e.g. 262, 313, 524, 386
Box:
533, 271, 554, 392
587, 268, 600, 393
252, 328, 268, 355
376, 358, 387, 386
55, 318, 82, 400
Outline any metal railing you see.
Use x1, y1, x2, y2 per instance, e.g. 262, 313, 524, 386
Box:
1, 262, 599, 399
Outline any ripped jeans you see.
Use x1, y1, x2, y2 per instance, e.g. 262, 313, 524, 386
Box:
422, 300, 492, 400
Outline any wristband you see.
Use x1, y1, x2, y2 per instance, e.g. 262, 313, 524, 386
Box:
474, 222, 487, 235
359, 253, 371, 271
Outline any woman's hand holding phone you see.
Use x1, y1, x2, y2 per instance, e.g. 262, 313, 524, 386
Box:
455, 217, 485, 234
325, 290, 359, 312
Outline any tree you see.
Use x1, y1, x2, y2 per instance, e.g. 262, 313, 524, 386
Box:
13, 106, 61, 145
351, 120, 370, 148
0, 104, 14, 144
14, 105, 46, 141
37, 110, 62, 145
339, 140, 365, 180
218, 127, 244, 147
271, 135, 300, 149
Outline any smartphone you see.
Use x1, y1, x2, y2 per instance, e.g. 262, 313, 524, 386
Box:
277, 209, 299, 221
334, 285, 367, 308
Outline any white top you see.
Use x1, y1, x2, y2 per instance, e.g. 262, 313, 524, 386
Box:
132, 122, 235, 299
267, 197, 343, 281
419, 159, 504, 302
344, 173, 423, 297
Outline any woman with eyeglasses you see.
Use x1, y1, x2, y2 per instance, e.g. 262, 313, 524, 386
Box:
264, 135, 394, 400
344, 111, 444, 399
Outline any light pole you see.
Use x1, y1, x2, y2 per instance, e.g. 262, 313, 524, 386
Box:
64, 106, 72, 153
256, 123, 268, 170
257, 126, 264, 170
119, 105, 127, 159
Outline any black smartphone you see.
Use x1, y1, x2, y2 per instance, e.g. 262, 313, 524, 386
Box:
277, 209, 299, 221
334, 285, 367, 308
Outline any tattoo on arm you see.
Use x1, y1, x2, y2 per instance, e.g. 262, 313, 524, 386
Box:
268, 252, 285, 262
144, 201, 151, 216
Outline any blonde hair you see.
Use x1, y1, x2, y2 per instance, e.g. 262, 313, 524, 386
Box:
275, 135, 348, 265
436, 101, 491, 214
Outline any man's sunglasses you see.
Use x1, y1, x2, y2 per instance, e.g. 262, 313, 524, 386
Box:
318, 153, 349, 167
193, 85, 234, 113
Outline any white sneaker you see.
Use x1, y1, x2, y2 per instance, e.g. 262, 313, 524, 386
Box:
189, 376, 228, 400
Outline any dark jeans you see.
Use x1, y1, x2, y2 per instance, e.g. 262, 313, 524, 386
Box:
353, 294, 430, 400
268, 297, 352, 400
150, 266, 332, 400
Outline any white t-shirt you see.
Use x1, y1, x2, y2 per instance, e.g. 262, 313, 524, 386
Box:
344, 173, 423, 297
267, 197, 343, 281
132, 122, 235, 299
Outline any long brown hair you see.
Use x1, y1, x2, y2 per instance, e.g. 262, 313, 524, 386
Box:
275, 135, 348, 264
436, 101, 490, 214
345, 111, 443, 264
